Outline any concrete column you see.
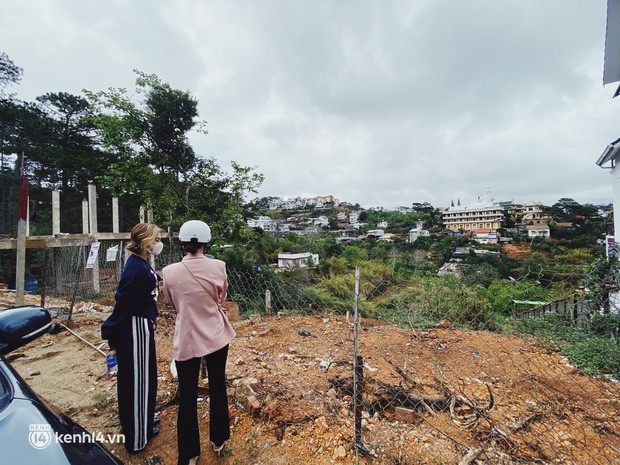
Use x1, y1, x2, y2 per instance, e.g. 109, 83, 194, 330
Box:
52, 190, 60, 235
52, 190, 63, 294
15, 179, 28, 306
265, 290, 272, 314
112, 197, 119, 233
88, 184, 98, 237
139, 206, 145, 223
82, 200, 89, 234
87, 184, 99, 293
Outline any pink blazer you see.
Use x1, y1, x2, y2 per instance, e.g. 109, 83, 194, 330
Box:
162, 254, 235, 361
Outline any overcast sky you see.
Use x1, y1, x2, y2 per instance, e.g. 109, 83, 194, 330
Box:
2, 1, 619, 209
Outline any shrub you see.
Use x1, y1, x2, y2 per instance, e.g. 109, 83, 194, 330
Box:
505, 313, 620, 379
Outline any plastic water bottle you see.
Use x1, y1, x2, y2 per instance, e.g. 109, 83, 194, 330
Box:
106, 353, 118, 374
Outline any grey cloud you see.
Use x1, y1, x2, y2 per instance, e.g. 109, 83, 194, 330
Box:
0, 0, 617, 209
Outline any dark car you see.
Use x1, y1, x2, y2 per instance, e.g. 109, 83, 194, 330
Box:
0, 306, 123, 465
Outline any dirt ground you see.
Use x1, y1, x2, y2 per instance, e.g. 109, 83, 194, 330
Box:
1, 292, 619, 465
501, 243, 533, 261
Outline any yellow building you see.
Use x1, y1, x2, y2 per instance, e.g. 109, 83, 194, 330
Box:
442, 187, 504, 232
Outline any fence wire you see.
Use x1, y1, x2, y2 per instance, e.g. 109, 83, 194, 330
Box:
24, 248, 620, 464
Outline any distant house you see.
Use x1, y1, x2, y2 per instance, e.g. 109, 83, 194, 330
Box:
378, 220, 389, 228
314, 215, 329, 227
452, 247, 472, 259
341, 225, 357, 237
379, 233, 396, 242
438, 262, 464, 278
307, 195, 337, 206
408, 220, 430, 243
366, 229, 385, 238
336, 212, 348, 222
526, 224, 550, 238
522, 201, 547, 224
498, 200, 521, 216
282, 197, 307, 209
439, 229, 458, 237
473, 228, 499, 244
349, 211, 361, 224
304, 225, 321, 235
473, 249, 500, 256
278, 252, 319, 268
247, 216, 277, 232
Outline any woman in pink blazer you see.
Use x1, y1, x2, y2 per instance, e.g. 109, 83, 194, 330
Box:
162, 220, 235, 465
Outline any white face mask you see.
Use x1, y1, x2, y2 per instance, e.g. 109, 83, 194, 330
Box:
149, 241, 164, 256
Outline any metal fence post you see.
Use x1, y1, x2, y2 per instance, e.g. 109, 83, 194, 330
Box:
353, 266, 363, 447
68, 246, 84, 325
40, 248, 50, 308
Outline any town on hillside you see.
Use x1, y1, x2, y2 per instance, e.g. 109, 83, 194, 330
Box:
246, 188, 613, 269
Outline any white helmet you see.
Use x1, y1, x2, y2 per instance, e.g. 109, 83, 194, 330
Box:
179, 220, 211, 243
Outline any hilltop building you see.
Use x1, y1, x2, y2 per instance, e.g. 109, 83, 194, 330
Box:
442, 187, 504, 232
278, 252, 319, 268
247, 216, 277, 232
473, 228, 499, 244
498, 200, 521, 216
366, 229, 385, 239
526, 224, 551, 238
522, 201, 548, 224
408, 221, 430, 243
307, 195, 337, 206
313, 216, 329, 227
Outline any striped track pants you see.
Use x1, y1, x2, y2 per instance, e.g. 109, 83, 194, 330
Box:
116, 316, 157, 452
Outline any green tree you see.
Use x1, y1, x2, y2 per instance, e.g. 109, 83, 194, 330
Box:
0, 52, 23, 98
85, 71, 204, 210
342, 245, 368, 265
411, 202, 434, 215
581, 255, 620, 316
550, 198, 581, 221
86, 71, 263, 238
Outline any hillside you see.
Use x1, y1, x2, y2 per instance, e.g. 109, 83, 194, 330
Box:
3, 294, 618, 464
501, 243, 533, 261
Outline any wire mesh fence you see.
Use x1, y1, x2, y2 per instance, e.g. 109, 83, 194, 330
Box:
20, 247, 620, 463
36, 241, 125, 314
223, 266, 619, 464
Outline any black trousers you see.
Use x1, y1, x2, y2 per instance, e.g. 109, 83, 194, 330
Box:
115, 316, 157, 453
175, 344, 230, 465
